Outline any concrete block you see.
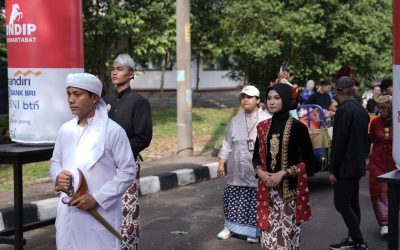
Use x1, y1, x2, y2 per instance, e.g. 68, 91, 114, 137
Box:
32, 198, 58, 220
0, 212, 4, 231
192, 166, 211, 181
139, 176, 161, 196
157, 172, 179, 191
171, 169, 195, 186
203, 162, 218, 179
0, 203, 39, 230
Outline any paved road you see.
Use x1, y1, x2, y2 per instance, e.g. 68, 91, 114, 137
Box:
0, 172, 389, 249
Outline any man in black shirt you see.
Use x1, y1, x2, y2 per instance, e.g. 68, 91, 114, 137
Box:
103, 54, 152, 250
329, 76, 370, 250
306, 80, 332, 110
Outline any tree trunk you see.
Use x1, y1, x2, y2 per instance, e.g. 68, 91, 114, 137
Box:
159, 52, 170, 109
97, 61, 111, 95
195, 54, 200, 91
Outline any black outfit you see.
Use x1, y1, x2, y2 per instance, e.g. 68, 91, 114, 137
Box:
253, 83, 316, 188
330, 97, 370, 244
251, 83, 315, 248
306, 91, 332, 110
252, 115, 316, 181
103, 87, 153, 159
366, 98, 378, 114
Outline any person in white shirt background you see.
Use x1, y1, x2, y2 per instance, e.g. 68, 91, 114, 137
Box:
216, 85, 271, 243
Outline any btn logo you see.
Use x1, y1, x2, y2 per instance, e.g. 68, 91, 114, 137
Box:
6, 3, 37, 43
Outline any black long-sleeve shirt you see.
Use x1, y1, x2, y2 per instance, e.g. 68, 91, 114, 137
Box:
103, 88, 153, 159
253, 118, 315, 171
253, 114, 316, 181
330, 98, 370, 178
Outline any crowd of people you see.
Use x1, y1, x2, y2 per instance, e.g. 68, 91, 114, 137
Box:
1, 55, 395, 250
217, 65, 395, 250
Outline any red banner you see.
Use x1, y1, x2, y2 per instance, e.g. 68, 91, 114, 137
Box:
6, 0, 83, 68
393, 0, 400, 166
6, 0, 83, 143
394, 0, 400, 64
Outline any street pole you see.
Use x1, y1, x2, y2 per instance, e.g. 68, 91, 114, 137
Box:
176, 0, 193, 156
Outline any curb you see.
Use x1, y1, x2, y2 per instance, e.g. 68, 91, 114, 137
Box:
0, 161, 219, 232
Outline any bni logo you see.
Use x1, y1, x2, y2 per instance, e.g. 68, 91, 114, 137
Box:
6, 3, 37, 38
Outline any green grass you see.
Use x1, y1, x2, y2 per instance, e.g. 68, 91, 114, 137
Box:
192, 107, 239, 150
150, 107, 240, 152
153, 107, 238, 136
0, 161, 50, 191
0, 107, 240, 191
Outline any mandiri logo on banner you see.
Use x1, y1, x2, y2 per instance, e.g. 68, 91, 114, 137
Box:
6, 3, 37, 43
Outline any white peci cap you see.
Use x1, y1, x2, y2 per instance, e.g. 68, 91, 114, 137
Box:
239, 85, 260, 97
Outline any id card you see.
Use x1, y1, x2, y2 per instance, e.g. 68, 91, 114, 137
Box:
247, 139, 255, 152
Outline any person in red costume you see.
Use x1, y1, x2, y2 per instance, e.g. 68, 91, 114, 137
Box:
253, 83, 315, 249
368, 95, 396, 239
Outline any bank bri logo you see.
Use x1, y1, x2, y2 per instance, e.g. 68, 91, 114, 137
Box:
6, 3, 38, 43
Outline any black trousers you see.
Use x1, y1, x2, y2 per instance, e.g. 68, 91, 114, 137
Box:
334, 177, 364, 244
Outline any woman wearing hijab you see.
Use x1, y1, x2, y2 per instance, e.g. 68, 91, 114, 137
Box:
216, 85, 271, 243
368, 95, 396, 239
252, 83, 315, 249
50, 73, 136, 250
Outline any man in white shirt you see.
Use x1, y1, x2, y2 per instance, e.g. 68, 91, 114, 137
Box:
50, 73, 136, 250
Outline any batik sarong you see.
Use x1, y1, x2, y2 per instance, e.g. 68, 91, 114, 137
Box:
121, 176, 140, 250
260, 188, 300, 250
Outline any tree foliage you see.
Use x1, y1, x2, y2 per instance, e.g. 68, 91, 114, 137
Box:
0, 3, 8, 114
0, 0, 394, 95
0, 3, 7, 63
218, 0, 392, 89
83, 0, 176, 93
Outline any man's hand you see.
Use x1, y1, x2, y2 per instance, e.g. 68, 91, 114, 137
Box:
55, 170, 73, 193
329, 173, 337, 185
70, 193, 98, 211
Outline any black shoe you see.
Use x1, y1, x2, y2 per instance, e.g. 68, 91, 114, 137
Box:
329, 238, 354, 250
353, 242, 369, 250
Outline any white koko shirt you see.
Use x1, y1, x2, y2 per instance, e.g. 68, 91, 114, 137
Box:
50, 111, 136, 250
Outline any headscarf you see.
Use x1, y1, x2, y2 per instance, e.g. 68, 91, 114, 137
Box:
266, 83, 293, 116
113, 54, 135, 71
65, 73, 108, 170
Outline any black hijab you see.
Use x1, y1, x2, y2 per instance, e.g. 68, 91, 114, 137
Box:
266, 83, 293, 121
